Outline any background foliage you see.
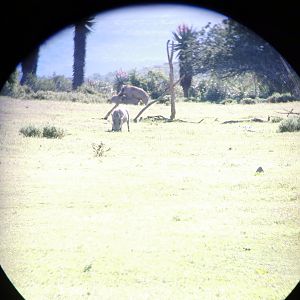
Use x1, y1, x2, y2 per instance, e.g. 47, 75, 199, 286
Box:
1, 18, 299, 103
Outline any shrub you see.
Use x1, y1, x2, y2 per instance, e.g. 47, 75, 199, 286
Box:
76, 84, 98, 95
127, 69, 148, 92
20, 125, 65, 138
92, 142, 111, 157
23, 90, 107, 103
145, 70, 169, 99
82, 80, 113, 96
113, 69, 129, 93
191, 77, 227, 102
22, 73, 72, 92
184, 96, 200, 102
240, 98, 256, 104
267, 92, 297, 103
0, 70, 34, 98
220, 99, 238, 105
1, 83, 31, 99
19, 125, 42, 137
270, 116, 284, 123
278, 116, 300, 132
42, 126, 65, 139
253, 97, 267, 103
51, 75, 72, 91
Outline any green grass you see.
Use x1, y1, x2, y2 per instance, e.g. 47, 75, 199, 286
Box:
0, 97, 299, 300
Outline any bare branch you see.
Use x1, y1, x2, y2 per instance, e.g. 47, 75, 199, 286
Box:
133, 75, 184, 122
222, 118, 266, 124
276, 108, 300, 117
103, 103, 119, 120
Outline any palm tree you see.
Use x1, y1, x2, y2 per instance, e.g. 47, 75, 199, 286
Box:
20, 47, 39, 85
72, 16, 95, 90
173, 24, 199, 98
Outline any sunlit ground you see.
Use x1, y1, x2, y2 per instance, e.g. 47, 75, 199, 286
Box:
0, 97, 299, 299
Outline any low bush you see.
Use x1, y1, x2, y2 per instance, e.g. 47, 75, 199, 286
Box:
19, 125, 42, 137
92, 142, 111, 157
267, 93, 297, 103
253, 97, 268, 103
240, 98, 256, 104
184, 96, 201, 102
220, 99, 238, 105
278, 116, 300, 132
20, 125, 65, 138
27, 90, 108, 103
42, 126, 65, 139
21, 74, 72, 92
157, 95, 170, 104
270, 116, 284, 123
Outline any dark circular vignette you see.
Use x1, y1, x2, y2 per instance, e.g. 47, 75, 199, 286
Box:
0, 0, 299, 299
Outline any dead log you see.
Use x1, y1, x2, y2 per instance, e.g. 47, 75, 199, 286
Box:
144, 115, 169, 122
222, 120, 244, 124
222, 117, 265, 124
250, 118, 265, 122
143, 115, 204, 124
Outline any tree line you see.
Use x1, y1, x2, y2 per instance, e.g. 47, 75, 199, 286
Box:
6, 16, 300, 101
173, 19, 300, 99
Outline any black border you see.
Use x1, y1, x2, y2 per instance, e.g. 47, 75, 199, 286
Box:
0, 1, 299, 299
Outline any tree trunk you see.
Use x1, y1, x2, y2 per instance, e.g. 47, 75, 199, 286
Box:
180, 73, 192, 98
179, 66, 193, 98
72, 24, 87, 90
167, 40, 176, 120
20, 47, 39, 85
253, 72, 257, 98
280, 55, 300, 98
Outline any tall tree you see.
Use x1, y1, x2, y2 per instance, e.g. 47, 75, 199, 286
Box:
173, 24, 199, 98
20, 47, 39, 85
167, 40, 176, 120
194, 19, 300, 96
72, 16, 95, 90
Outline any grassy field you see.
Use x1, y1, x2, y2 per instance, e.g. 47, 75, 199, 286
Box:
0, 96, 299, 300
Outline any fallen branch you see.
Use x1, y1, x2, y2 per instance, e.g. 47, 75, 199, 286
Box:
133, 99, 162, 122
171, 118, 204, 124
133, 75, 184, 122
143, 115, 205, 124
276, 108, 300, 116
103, 103, 119, 120
222, 118, 265, 124
144, 115, 169, 121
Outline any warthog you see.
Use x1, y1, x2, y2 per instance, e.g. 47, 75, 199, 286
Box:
112, 106, 130, 132
110, 94, 141, 105
118, 84, 149, 105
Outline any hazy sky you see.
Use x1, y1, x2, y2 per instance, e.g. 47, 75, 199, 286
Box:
37, 4, 226, 78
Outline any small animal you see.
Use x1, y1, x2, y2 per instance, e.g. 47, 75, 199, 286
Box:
111, 106, 130, 132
